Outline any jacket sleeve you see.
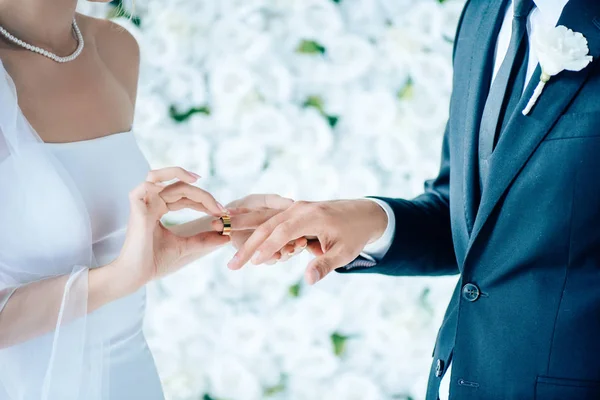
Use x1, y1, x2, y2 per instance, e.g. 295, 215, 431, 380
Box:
338, 124, 458, 277
337, 1, 473, 277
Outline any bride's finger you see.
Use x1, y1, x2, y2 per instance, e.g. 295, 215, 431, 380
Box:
128, 182, 168, 218
214, 208, 280, 231
146, 167, 199, 184
159, 181, 226, 216
167, 198, 210, 213
183, 231, 231, 254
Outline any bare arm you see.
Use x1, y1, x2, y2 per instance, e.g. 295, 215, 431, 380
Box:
0, 260, 137, 349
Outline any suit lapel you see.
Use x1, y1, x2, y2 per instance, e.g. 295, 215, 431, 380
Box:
462, 0, 511, 235
467, 0, 600, 250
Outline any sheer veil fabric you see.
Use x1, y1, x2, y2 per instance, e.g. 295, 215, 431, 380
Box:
0, 59, 109, 399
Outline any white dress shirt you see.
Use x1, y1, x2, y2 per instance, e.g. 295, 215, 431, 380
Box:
362, 0, 569, 398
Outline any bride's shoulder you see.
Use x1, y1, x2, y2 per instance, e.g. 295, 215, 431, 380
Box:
79, 14, 140, 100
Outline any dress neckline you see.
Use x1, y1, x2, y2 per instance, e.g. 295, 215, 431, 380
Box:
44, 130, 133, 146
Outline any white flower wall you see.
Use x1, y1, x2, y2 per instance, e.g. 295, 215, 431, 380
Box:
80, 1, 463, 399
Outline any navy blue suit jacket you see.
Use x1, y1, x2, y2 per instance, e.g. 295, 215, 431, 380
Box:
342, 0, 600, 398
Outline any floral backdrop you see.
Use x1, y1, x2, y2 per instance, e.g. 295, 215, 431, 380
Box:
79, 0, 463, 399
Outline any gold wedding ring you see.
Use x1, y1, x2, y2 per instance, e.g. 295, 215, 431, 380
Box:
220, 215, 232, 236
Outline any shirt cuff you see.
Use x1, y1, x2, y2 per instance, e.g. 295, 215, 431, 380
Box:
360, 198, 396, 262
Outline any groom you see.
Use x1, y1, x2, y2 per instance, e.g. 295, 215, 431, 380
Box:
227, 0, 600, 399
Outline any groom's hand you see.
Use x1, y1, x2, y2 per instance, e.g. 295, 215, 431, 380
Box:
212, 193, 308, 263
227, 199, 388, 284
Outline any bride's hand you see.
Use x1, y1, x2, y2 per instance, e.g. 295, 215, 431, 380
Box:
116, 167, 230, 288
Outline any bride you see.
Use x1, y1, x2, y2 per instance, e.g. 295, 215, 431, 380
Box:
0, 0, 303, 399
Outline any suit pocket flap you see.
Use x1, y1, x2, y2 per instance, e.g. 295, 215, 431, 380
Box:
536, 376, 600, 400
545, 112, 600, 141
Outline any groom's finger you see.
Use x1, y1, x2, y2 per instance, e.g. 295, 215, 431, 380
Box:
305, 245, 352, 285
228, 208, 304, 269
249, 215, 313, 265
228, 194, 293, 210
231, 209, 282, 230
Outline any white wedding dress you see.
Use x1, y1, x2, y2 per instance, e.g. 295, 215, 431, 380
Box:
0, 131, 165, 399
0, 55, 166, 399
45, 132, 165, 400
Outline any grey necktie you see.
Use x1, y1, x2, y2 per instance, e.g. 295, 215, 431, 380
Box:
478, 0, 535, 192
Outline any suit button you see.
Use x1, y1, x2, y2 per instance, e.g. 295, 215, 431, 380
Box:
462, 283, 480, 302
435, 359, 444, 377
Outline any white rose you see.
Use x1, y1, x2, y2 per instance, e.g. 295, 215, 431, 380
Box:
253, 60, 294, 103
286, 377, 329, 400
239, 104, 294, 147
338, 0, 387, 37
323, 34, 376, 83
340, 89, 398, 137
293, 288, 344, 335
206, 355, 262, 400
283, 107, 334, 160
288, 0, 344, 41
214, 136, 267, 182
163, 128, 212, 178
216, 314, 267, 358
375, 126, 421, 172
165, 66, 208, 110
267, 310, 315, 356
298, 164, 340, 200
209, 59, 256, 103
280, 343, 340, 379
532, 25, 593, 76
209, 14, 272, 64
404, 2, 445, 48
337, 276, 386, 333
337, 165, 381, 198
378, 0, 414, 25
133, 93, 170, 136
324, 373, 384, 400
379, 26, 422, 67
250, 165, 300, 199
159, 260, 215, 300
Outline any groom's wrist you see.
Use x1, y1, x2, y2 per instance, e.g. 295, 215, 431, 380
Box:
352, 199, 389, 244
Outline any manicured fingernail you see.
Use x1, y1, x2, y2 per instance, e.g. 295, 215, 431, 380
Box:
251, 251, 262, 265
228, 254, 240, 269
189, 172, 201, 179
307, 268, 320, 285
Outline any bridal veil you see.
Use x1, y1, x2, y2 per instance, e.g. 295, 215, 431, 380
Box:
0, 59, 110, 399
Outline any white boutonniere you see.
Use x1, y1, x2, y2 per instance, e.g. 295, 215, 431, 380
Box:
523, 25, 594, 115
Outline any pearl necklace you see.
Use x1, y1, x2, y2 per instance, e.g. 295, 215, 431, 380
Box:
0, 18, 84, 63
